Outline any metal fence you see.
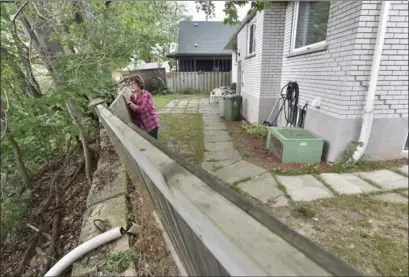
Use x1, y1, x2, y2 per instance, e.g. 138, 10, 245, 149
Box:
167, 72, 231, 92
90, 95, 361, 276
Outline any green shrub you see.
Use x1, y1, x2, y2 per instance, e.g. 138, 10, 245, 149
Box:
240, 121, 268, 138
0, 176, 32, 239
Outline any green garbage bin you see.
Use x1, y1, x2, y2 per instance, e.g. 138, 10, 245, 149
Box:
224, 94, 242, 121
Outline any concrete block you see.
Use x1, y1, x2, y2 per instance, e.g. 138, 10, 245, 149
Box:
320, 173, 380, 195
201, 160, 239, 173
204, 141, 235, 152
204, 132, 232, 143
164, 100, 178, 108
87, 162, 128, 207
214, 160, 265, 184
204, 150, 241, 162
80, 195, 128, 242
203, 124, 227, 131
397, 165, 409, 175
204, 130, 230, 137
237, 172, 285, 204
372, 193, 408, 204
356, 170, 408, 190
276, 175, 333, 202
72, 195, 135, 276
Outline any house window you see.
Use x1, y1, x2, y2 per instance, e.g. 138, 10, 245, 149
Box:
248, 24, 256, 54
291, 1, 330, 51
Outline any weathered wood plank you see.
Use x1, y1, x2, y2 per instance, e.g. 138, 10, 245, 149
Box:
95, 99, 361, 277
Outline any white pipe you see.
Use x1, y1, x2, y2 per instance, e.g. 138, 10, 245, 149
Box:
44, 222, 139, 277
352, 1, 390, 162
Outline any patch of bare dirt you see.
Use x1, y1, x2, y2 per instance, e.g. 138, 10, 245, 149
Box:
127, 177, 178, 276
0, 147, 96, 277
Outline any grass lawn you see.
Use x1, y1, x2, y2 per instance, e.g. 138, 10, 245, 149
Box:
158, 113, 204, 165
153, 93, 208, 110
269, 195, 408, 276
153, 94, 178, 110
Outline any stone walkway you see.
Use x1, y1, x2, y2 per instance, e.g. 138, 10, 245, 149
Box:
160, 99, 409, 206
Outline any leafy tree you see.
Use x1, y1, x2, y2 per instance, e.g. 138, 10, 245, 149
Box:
195, 1, 269, 24
0, 0, 189, 236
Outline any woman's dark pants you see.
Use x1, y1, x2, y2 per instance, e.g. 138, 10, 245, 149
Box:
148, 126, 159, 139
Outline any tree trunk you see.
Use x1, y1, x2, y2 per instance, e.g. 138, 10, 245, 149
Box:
18, 16, 59, 83
0, 102, 32, 190
65, 100, 93, 185
2, 7, 43, 98
7, 130, 32, 190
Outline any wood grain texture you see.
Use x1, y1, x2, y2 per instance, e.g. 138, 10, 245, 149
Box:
93, 99, 362, 277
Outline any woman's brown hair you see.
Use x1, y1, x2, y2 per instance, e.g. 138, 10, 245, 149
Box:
126, 75, 144, 89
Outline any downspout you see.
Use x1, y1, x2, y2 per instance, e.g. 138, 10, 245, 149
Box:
352, 1, 391, 162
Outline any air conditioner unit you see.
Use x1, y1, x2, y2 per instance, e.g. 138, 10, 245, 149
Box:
268, 127, 324, 163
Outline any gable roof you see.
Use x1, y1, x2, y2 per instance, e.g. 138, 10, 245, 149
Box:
175, 21, 236, 56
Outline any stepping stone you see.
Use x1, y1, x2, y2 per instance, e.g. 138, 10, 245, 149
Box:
204, 133, 232, 143
356, 170, 408, 190
164, 100, 178, 108
205, 141, 235, 152
204, 130, 230, 137
276, 175, 333, 202
203, 121, 225, 127
203, 125, 226, 131
201, 159, 239, 173
397, 165, 408, 175
204, 150, 241, 162
320, 173, 380, 195
237, 172, 287, 204
372, 193, 408, 204
202, 116, 221, 122
213, 160, 265, 184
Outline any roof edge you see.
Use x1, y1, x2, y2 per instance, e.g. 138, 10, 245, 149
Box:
224, 10, 257, 50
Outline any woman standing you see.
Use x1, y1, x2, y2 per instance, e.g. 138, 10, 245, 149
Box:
125, 75, 159, 139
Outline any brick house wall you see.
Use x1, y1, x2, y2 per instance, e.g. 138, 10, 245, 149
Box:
236, 3, 287, 123
232, 0, 408, 162
278, 0, 408, 161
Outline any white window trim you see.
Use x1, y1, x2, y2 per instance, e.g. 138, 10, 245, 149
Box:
248, 23, 256, 55
290, 1, 328, 53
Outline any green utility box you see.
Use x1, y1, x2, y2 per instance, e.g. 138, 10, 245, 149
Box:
267, 127, 324, 163
224, 94, 242, 121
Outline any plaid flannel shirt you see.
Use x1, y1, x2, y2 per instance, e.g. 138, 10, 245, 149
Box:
130, 90, 158, 132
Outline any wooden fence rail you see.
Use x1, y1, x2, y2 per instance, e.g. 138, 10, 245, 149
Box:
167, 72, 231, 92
90, 95, 361, 276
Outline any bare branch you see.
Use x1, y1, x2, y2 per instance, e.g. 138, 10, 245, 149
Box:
10, 1, 29, 22
30, 2, 51, 22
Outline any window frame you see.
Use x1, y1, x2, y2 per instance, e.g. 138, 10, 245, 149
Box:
291, 1, 330, 52
248, 23, 256, 55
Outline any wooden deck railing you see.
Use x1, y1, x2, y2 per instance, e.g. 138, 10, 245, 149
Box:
89, 95, 361, 276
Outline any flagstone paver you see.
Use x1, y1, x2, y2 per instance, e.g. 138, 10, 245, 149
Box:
372, 193, 408, 204
320, 173, 380, 195
159, 99, 409, 205
276, 175, 334, 202
355, 170, 408, 190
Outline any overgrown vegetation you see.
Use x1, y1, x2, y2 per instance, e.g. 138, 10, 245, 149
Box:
0, 1, 190, 275
240, 121, 268, 138
104, 250, 140, 275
